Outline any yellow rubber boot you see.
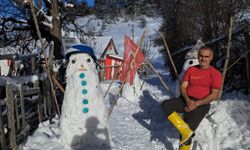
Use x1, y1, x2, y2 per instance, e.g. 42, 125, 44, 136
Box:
168, 112, 193, 145
179, 144, 191, 150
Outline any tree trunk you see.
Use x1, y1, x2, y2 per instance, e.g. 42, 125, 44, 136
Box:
49, 1, 63, 59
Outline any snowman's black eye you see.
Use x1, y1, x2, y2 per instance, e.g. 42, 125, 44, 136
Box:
72, 59, 76, 64
189, 60, 193, 65
87, 58, 91, 63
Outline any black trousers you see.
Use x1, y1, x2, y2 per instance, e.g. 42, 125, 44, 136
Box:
161, 97, 210, 131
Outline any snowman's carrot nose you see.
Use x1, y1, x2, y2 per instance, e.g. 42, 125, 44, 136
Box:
79, 65, 87, 71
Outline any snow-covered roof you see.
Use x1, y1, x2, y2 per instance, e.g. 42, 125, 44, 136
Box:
0, 46, 16, 55
92, 36, 119, 59
93, 36, 112, 56
107, 54, 123, 60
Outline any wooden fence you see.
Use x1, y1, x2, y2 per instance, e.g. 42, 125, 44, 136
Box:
0, 74, 57, 150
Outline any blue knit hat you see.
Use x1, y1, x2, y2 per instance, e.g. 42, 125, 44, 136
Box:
65, 44, 97, 61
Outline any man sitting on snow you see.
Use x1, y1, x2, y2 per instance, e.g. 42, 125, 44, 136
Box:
161, 46, 222, 150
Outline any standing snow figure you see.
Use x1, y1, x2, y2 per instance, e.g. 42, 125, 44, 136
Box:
174, 39, 205, 97
60, 44, 111, 149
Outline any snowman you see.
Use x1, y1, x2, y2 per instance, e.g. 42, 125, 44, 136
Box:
174, 40, 204, 97
60, 44, 110, 149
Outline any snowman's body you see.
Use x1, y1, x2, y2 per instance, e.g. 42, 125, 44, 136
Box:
60, 52, 110, 149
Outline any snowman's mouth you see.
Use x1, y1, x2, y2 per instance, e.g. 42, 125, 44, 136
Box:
79, 68, 87, 71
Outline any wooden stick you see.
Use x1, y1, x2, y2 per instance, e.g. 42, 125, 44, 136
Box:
52, 75, 65, 93
140, 71, 150, 90
28, 0, 46, 63
219, 15, 233, 99
226, 49, 250, 71
48, 74, 61, 116
139, 52, 158, 90
145, 59, 175, 96
104, 71, 121, 98
42, 66, 65, 93
161, 32, 181, 83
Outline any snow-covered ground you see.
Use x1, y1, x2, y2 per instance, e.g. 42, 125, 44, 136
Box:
20, 16, 250, 150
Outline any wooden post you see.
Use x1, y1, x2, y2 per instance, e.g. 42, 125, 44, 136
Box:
0, 100, 6, 150
41, 79, 47, 116
219, 15, 233, 99
19, 85, 26, 128
38, 83, 44, 121
31, 56, 36, 75
6, 83, 17, 150
37, 103, 42, 123
244, 32, 250, 94
14, 100, 20, 130
161, 32, 181, 82
46, 78, 52, 116
99, 67, 105, 81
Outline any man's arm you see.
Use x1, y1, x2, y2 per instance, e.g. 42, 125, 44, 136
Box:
180, 81, 191, 101
196, 88, 220, 106
180, 81, 197, 112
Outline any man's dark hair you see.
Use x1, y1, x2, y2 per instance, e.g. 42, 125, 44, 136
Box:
199, 46, 213, 53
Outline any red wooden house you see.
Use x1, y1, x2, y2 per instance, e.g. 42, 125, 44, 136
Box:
0, 47, 15, 76
98, 38, 123, 81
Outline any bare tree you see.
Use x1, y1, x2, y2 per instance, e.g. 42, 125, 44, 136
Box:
0, 0, 97, 58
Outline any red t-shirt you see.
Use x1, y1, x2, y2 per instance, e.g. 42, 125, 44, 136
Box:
182, 65, 222, 99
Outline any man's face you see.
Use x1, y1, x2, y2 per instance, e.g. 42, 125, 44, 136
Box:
198, 49, 213, 69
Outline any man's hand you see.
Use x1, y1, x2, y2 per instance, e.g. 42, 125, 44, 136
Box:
184, 99, 197, 112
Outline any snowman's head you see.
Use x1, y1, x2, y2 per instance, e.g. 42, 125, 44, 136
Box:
66, 53, 97, 77
182, 58, 199, 71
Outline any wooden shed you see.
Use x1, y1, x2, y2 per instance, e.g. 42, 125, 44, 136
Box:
0, 47, 16, 76
98, 38, 123, 81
